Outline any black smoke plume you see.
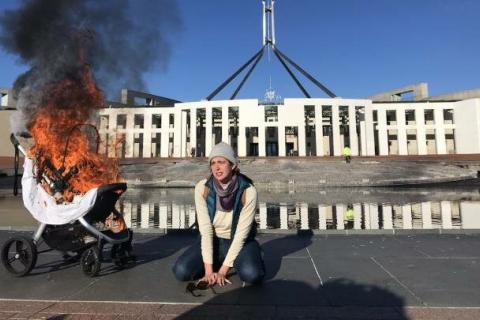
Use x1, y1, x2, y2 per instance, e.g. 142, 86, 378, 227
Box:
0, 0, 182, 133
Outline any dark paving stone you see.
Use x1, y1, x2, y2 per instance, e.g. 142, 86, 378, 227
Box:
2, 231, 480, 312
392, 234, 480, 258
376, 257, 480, 307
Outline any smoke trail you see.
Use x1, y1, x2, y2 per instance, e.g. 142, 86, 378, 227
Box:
0, 0, 182, 133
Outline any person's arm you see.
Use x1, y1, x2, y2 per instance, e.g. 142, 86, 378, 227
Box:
194, 180, 214, 269
221, 186, 257, 269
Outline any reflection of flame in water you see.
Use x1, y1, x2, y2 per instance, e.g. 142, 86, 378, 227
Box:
28, 67, 120, 202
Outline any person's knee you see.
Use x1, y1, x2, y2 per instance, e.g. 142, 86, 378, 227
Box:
172, 261, 191, 281
238, 263, 265, 284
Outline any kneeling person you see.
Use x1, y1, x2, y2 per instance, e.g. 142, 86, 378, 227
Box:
173, 142, 265, 287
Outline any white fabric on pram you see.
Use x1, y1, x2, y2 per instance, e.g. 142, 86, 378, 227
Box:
22, 158, 98, 225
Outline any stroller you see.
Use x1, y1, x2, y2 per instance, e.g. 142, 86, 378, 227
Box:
1, 133, 134, 277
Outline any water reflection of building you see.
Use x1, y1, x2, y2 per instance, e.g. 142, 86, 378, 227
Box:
119, 199, 480, 231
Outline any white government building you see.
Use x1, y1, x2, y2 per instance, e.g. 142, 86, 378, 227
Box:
2, 84, 480, 160
91, 84, 480, 160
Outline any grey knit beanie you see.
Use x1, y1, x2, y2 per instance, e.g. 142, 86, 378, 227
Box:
208, 142, 238, 166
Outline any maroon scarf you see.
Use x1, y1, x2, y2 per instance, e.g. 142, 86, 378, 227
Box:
212, 173, 239, 211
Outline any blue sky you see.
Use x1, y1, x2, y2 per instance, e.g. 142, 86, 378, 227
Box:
1, 0, 479, 102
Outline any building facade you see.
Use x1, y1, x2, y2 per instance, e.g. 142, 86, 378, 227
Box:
2, 86, 480, 158
97, 96, 480, 159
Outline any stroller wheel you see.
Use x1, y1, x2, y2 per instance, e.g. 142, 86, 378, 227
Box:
80, 247, 101, 277
1, 236, 37, 277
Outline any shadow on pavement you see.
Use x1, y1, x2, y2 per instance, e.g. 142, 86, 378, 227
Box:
95, 230, 197, 277
176, 278, 409, 319
261, 229, 313, 280
0, 230, 196, 278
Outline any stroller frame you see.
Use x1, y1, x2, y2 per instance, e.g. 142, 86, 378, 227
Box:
1, 134, 134, 277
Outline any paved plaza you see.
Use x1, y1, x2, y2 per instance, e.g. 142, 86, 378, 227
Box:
1, 230, 480, 319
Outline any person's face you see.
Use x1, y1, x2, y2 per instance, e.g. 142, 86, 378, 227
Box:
210, 156, 235, 184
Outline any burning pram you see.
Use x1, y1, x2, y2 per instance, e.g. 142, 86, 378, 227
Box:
1, 133, 134, 277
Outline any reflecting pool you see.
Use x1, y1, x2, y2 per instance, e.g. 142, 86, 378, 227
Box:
119, 187, 480, 231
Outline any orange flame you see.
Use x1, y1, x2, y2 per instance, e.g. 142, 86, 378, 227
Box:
28, 67, 120, 202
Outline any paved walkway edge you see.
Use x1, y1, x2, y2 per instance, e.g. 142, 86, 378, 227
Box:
1, 299, 480, 319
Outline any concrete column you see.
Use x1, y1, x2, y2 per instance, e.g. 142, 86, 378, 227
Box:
190, 108, 197, 157
142, 112, 152, 158
318, 205, 327, 230
315, 105, 324, 156
363, 204, 371, 229
441, 201, 452, 229
332, 106, 341, 156
125, 113, 135, 158
259, 203, 267, 229
369, 204, 379, 229
416, 109, 427, 155
360, 119, 367, 156
107, 113, 117, 157
123, 202, 132, 228
160, 113, 170, 157
188, 206, 196, 228
222, 106, 229, 143
353, 204, 362, 230
177, 110, 188, 157
377, 109, 389, 155
141, 203, 149, 229
300, 203, 309, 229
278, 126, 286, 156
397, 109, 408, 155
205, 107, 213, 155
336, 204, 345, 230
460, 202, 480, 229
383, 205, 393, 229
421, 202, 432, 229
298, 125, 306, 156
402, 205, 412, 229
238, 125, 247, 157
171, 204, 180, 229
179, 205, 185, 229
280, 204, 288, 230
434, 108, 447, 154
173, 110, 183, 157
259, 126, 266, 157
348, 105, 359, 155
159, 203, 168, 229
364, 105, 376, 155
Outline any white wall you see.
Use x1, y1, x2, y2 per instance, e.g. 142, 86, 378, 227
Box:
453, 99, 480, 153
0, 110, 14, 157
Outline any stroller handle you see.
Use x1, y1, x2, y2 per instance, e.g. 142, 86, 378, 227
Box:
97, 182, 128, 195
10, 133, 27, 156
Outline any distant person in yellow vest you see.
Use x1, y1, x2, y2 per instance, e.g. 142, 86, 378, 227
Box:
343, 145, 352, 163
344, 205, 354, 229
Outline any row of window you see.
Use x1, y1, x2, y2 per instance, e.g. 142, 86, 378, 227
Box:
376, 109, 454, 125
100, 106, 455, 131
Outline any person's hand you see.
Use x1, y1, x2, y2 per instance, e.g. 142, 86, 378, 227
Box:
216, 272, 232, 287
199, 272, 217, 286
216, 265, 232, 287
201, 263, 216, 286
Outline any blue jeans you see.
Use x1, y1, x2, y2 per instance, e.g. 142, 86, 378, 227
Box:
172, 237, 265, 284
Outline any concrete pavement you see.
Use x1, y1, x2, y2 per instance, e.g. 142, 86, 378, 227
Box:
1, 230, 480, 319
